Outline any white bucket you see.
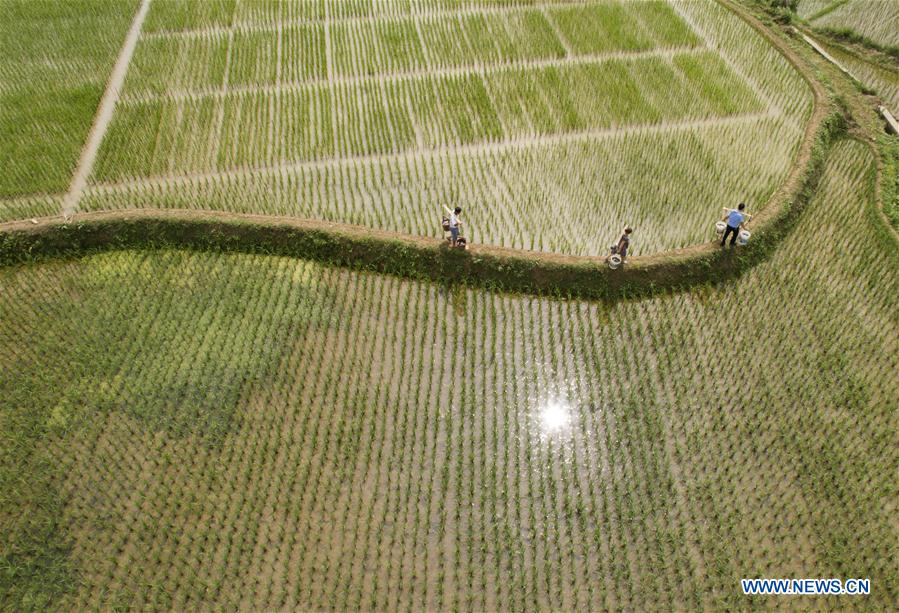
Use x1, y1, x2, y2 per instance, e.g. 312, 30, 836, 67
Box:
608, 254, 622, 270
715, 221, 727, 235
738, 230, 751, 246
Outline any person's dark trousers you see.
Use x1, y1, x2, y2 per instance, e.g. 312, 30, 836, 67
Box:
721, 224, 739, 246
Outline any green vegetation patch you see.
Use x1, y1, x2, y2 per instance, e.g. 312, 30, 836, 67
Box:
0, 251, 334, 607
0, 0, 139, 198
143, 0, 237, 34
549, 0, 701, 55
0, 85, 103, 198
96, 50, 763, 182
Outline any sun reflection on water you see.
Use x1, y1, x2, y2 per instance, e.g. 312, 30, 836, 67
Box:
539, 398, 572, 434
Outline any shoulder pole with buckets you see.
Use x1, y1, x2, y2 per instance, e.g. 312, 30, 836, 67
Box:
717, 206, 753, 246
606, 226, 633, 269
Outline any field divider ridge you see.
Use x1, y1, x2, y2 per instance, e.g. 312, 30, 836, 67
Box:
61, 0, 151, 218
140, 2, 630, 41
541, 7, 574, 57
119, 45, 707, 106
87, 111, 775, 195
2, 0, 840, 303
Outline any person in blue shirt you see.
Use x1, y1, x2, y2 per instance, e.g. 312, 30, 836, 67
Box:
721, 203, 746, 247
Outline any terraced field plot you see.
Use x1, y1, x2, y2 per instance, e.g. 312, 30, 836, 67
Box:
0, 0, 139, 211
795, 0, 899, 116
798, 0, 899, 48
815, 37, 899, 114
10, 0, 808, 257
2, 140, 896, 610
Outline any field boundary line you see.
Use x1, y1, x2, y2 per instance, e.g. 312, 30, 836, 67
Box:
119, 45, 706, 106
323, 3, 340, 162
541, 8, 574, 57
61, 0, 151, 218
87, 111, 775, 195
140, 2, 636, 40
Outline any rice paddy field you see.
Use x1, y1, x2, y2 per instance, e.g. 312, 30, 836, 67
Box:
3, 139, 897, 610
2, 0, 898, 611
798, 0, 899, 48
817, 37, 899, 114
796, 0, 899, 116
1, 0, 814, 256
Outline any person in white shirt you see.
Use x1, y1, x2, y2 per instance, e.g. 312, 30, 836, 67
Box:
445, 206, 463, 246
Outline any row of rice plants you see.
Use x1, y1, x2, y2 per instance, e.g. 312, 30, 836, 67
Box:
132, 3, 697, 99
672, 0, 814, 122
485, 52, 763, 135
83, 114, 800, 256
124, 23, 328, 100
800, 0, 899, 48
332, 17, 427, 77
323, 0, 699, 22
0, 0, 139, 200
235, 0, 329, 24
96, 50, 763, 183
549, 1, 700, 54
123, 33, 229, 98
0, 194, 61, 223
143, 0, 664, 32
95, 85, 336, 181
5, 141, 896, 610
413, 11, 567, 69
143, 0, 241, 33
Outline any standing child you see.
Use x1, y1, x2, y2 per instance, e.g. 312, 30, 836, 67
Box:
444, 206, 463, 247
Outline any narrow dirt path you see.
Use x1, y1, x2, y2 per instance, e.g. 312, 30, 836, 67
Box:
61, 0, 151, 218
